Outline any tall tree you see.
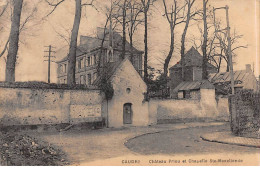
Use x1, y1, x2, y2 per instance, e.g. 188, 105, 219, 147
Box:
162, 0, 187, 78
126, 0, 143, 62
201, 0, 208, 79
121, 0, 127, 59
67, 0, 82, 86
141, 0, 151, 84
5, 0, 23, 82
180, 0, 196, 80
45, 0, 95, 86
192, 10, 247, 73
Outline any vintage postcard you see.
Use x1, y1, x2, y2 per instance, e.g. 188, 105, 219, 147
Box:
0, 0, 259, 166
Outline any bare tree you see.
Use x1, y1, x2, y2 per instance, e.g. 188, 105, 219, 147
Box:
192, 4, 247, 73
97, 0, 120, 76
0, 1, 10, 58
180, 0, 198, 80
121, 0, 127, 59
66, 0, 82, 86
140, 0, 152, 84
211, 20, 247, 72
162, 0, 187, 78
201, 0, 208, 79
5, 0, 23, 82
45, 0, 95, 86
126, 0, 143, 62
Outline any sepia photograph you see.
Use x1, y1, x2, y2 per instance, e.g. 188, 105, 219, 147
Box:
0, 0, 259, 166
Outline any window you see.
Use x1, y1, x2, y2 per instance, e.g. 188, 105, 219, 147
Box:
107, 50, 113, 62
64, 64, 67, 73
78, 58, 85, 70
139, 55, 142, 70
78, 60, 81, 70
63, 78, 66, 84
87, 56, 90, 66
59, 65, 63, 73
93, 72, 97, 81
81, 58, 85, 68
94, 55, 97, 65
126, 88, 131, 94
87, 74, 91, 85
80, 75, 86, 85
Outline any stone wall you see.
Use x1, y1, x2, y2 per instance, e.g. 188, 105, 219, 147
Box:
0, 87, 104, 126
150, 95, 229, 124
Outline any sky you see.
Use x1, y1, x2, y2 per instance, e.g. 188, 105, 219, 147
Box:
0, 0, 259, 83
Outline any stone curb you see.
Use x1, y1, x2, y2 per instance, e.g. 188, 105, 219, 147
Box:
200, 132, 260, 148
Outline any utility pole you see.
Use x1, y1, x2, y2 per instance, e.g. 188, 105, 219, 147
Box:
44, 45, 55, 83
225, 5, 235, 95
213, 5, 235, 95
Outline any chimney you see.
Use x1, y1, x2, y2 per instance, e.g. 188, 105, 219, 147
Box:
246, 64, 251, 73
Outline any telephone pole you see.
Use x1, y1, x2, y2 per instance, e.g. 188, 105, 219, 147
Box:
44, 45, 55, 83
225, 5, 235, 95
213, 5, 235, 95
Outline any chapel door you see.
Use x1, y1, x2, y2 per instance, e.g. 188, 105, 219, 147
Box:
123, 103, 132, 124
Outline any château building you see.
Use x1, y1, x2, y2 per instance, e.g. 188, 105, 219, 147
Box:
56, 27, 143, 85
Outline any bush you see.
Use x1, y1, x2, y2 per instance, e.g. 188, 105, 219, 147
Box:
0, 131, 69, 166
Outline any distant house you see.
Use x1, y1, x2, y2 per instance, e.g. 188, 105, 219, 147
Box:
209, 64, 258, 94
56, 27, 143, 85
169, 47, 218, 97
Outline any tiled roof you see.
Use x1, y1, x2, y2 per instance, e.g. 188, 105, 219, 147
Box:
173, 80, 215, 92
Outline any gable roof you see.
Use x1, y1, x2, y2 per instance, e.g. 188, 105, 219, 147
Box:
169, 47, 217, 70
173, 80, 215, 92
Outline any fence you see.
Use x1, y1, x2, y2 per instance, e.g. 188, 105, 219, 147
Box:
229, 90, 260, 138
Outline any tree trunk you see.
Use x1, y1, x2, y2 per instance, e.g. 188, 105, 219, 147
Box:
143, 5, 148, 83
163, 23, 174, 78
67, 0, 82, 86
130, 33, 134, 63
181, 3, 192, 81
5, 0, 23, 82
122, 0, 127, 59
202, 0, 208, 79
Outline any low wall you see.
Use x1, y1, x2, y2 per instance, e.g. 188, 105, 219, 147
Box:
0, 87, 104, 126
150, 96, 229, 124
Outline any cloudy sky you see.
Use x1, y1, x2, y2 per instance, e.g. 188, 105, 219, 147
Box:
0, 0, 259, 83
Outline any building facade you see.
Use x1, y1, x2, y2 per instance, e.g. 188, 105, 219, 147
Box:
57, 27, 143, 85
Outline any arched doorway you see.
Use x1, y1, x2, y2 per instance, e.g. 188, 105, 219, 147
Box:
123, 103, 132, 124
